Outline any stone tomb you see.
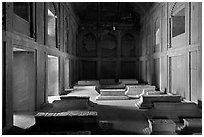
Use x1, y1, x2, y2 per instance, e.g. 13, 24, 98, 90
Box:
125, 85, 156, 98
96, 88, 129, 100
140, 92, 181, 109
34, 96, 99, 133
146, 102, 202, 122
96, 79, 129, 100
150, 119, 177, 135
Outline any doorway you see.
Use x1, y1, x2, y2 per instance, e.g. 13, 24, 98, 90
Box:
47, 55, 59, 96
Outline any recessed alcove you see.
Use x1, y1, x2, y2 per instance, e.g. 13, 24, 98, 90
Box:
81, 32, 97, 57
121, 33, 135, 57
100, 34, 117, 57
13, 47, 36, 112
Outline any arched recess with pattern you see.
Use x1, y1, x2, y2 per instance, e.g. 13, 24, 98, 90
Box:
81, 32, 97, 57
64, 16, 69, 53
121, 33, 135, 57
100, 33, 117, 57
48, 2, 57, 47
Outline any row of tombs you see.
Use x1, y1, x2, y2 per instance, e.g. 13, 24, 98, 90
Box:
10, 49, 201, 134
29, 79, 202, 135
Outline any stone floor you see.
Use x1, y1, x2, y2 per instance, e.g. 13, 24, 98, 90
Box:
45, 87, 151, 134
8, 86, 201, 135
10, 87, 149, 135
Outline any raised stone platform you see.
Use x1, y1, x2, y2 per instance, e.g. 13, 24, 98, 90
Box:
96, 85, 128, 100
125, 85, 156, 98
146, 102, 202, 122
140, 93, 181, 109
96, 80, 128, 100
51, 97, 90, 111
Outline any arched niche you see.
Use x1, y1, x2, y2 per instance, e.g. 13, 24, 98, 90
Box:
81, 32, 97, 57
48, 2, 57, 47
170, 2, 186, 48
64, 16, 69, 53
121, 33, 135, 57
100, 33, 117, 57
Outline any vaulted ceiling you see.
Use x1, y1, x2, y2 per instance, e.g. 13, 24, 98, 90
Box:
71, 2, 155, 29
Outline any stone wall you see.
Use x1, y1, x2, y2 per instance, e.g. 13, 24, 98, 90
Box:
139, 2, 202, 102
77, 28, 140, 80
2, 2, 79, 131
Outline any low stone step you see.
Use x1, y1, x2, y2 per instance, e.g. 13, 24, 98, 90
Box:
96, 95, 129, 100
100, 89, 127, 96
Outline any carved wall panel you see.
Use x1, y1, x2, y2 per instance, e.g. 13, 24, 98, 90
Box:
121, 33, 135, 57
100, 33, 117, 57
81, 32, 97, 57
